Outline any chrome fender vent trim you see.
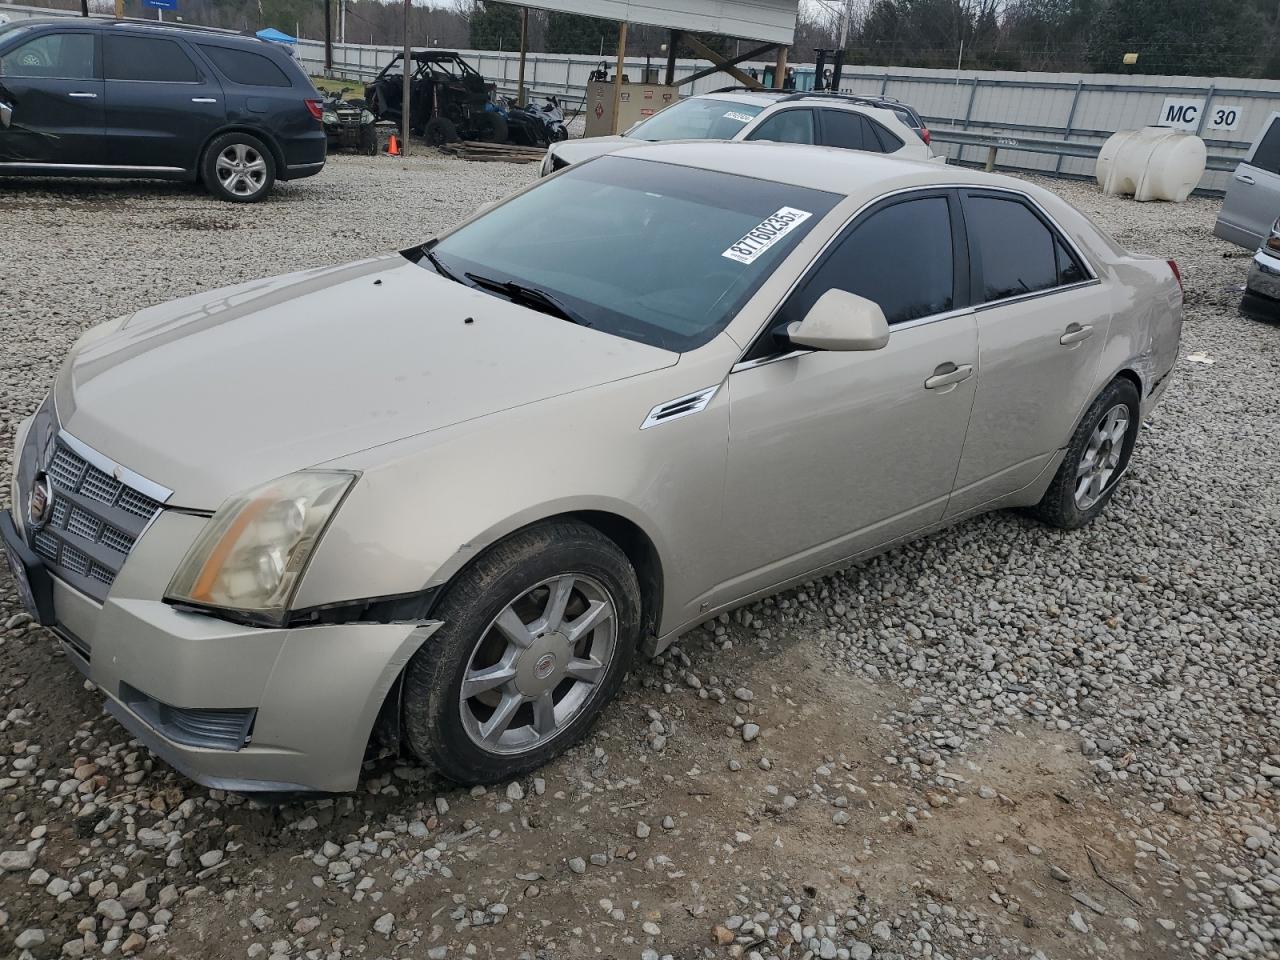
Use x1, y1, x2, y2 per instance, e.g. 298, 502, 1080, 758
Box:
641, 385, 719, 430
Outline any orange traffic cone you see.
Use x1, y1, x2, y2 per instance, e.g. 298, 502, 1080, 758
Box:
387, 134, 400, 157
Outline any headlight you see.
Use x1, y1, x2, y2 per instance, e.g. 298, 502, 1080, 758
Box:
362, 110, 375, 123
322, 111, 337, 124
165, 471, 356, 625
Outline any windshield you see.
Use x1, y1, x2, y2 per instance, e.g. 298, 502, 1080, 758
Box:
627, 97, 766, 142
427, 155, 839, 352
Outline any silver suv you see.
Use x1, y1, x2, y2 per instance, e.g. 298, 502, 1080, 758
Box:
4, 142, 1181, 793
542, 88, 935, 175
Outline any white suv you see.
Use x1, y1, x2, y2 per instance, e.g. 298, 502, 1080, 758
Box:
542, 88, 937, 175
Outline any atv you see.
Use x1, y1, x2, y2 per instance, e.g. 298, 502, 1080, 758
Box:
365, 51, 509, 146
321, 89, 378, 156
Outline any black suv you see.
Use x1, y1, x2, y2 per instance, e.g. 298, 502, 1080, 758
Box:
0, 17, 325, 201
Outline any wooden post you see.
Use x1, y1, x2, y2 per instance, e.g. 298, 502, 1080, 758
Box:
114, 0, 123, 18
773, 45, 788, 89
665, 30, 679, 86
611, 21, 628, 135
517, 7, 529, 106
401, 0, 411, 156
985, 145, 997, 172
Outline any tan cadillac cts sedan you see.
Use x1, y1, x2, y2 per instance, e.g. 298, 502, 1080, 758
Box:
3, 142, 1183, 792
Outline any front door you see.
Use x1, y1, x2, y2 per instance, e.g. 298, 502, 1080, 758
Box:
0, 30, 104, 166
717, 192, 978, 603
103, 32, 225, 171
947, 190, 1110, 516
1214, 112, 1280, 250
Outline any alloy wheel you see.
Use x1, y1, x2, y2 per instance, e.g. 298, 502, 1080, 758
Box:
215, 143, 268, 198
1075, 403, 1130, 509
459, 574, 617, 756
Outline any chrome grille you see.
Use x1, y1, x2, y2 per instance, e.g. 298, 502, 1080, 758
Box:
22, 435, 169, 603
118, 486, 162, 519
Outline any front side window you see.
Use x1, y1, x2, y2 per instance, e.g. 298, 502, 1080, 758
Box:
965, 195, 1063, 302
426, 156, 840, 352
0, 32, 95, 80
627, 96, 765, 142
746, 109, 816, 145
778, 196, 955, 332
104, 35, 198, 83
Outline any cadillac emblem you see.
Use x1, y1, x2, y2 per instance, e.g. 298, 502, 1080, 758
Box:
27, 473, 53, 530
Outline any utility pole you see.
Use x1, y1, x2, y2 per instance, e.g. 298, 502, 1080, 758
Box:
517, 6, 529, 105
401, 0, 411, 156
831, 0, 854, 91
324, 0, 333, 75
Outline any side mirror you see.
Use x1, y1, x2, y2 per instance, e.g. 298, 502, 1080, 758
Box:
0, 100, 12, 130
786, 289, 890, 352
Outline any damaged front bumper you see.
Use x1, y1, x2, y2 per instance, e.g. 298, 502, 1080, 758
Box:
56, 581, 441, 794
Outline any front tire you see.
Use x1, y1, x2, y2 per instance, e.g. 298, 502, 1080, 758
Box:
402, 521, 641, 785
1031, 378, 1141, 529
201, 132, 275, 203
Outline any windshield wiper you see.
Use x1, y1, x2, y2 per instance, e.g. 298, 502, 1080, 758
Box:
420, 242, 465, 286
464, 272, 592, 328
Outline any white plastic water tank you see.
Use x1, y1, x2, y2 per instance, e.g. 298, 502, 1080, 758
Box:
1096, 127, 1206, 202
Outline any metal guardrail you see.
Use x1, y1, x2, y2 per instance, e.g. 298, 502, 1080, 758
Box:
929, 129, 1239, 194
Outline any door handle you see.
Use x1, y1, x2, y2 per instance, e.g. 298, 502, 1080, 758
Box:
1060, 322, 1094, 345
924, 362, 974, 390
191, 97, 218, 104
67, 91, 98, 99
1235, 173, 1255, 185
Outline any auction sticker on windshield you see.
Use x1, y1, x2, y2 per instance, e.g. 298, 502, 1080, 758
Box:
724, 111, 756, 124
722, 208, 813, 265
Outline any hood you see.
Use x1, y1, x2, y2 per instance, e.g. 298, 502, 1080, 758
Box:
550, 135, 629, 167
56, 256, 675, 508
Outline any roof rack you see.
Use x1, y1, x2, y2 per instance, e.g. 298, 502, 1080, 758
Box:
710, 85, 786, 96
779, 91, 902, 108
96, 16, 249, 36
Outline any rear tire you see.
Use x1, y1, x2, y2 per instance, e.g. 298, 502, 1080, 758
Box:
201, 132, 275, 203
402, 521, 641, 785
424, 117, 458, 147
1030, 378, 1141, 530
473, 111, 509, 144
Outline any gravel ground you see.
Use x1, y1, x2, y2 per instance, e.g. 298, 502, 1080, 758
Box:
0, 155, 1277, 960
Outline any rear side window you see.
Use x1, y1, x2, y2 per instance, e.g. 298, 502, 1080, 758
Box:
200, 44, 291, 87
782, 196, 954, 327
965, 195, 1062, 302
0, 32, 95, 79
746, 110, 815, 145
104, 35, 198, 83
820, 110, 876, 152
1249, 117, 1280, 175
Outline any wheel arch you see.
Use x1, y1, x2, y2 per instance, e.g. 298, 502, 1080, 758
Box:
365, 506, 668, 759
196, 124, 286, 182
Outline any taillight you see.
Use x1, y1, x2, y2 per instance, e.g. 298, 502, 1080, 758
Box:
920, 126, 931, 146
304, 99, 323, 121
1167, 259, 1183, 297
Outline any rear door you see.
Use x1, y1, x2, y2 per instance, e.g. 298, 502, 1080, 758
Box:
947, 190, 1110, 516
1215, 112, 1280, 250
102, 31, 225, 171
0, 29, 104, 166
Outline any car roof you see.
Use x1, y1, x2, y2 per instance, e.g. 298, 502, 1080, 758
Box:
607, 139, 1028, 201
3, 15, 267, 48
